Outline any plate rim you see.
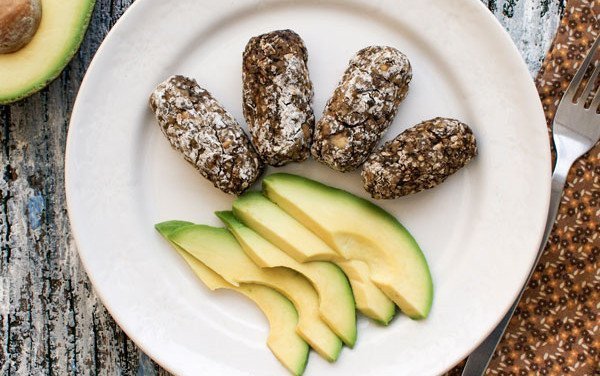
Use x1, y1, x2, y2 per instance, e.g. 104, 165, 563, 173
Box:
65, 0, 551, 374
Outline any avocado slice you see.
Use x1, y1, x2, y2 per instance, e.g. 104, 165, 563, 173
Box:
164, 224, 343, 362
0, 0, 96, 104
216, 211, 357, 347
233, 193, 396, 324
156, 222, 308, 375
262, 173, 434, 319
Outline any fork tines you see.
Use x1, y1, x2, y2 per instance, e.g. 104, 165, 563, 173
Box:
565, 36, 600, 112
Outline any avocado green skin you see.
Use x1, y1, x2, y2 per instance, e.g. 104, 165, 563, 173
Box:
155, 220, 195, 238
0, 0, 96, 104
262, 173, 433, 319
265, 173, 409, 229
214, 211, 240, 229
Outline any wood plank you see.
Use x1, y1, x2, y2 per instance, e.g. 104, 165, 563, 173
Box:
482, 0, 564, 75
0, 0, 150, 374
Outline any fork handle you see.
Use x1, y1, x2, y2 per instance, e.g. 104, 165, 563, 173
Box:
461, 157, 570, 376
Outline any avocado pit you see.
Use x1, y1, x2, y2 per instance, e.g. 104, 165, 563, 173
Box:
0, 0, 42, 54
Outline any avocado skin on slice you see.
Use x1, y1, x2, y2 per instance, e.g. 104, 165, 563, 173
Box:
156, 221, 309, 376
216, 210, 357, 347
262, 173, 434, 319
0, 0, 96, 104
155, 220, 194, 237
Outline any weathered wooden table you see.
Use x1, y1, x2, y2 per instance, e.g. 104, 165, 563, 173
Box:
0, 1, 564, 374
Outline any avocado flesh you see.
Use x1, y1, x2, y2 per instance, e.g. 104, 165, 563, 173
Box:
233, 193, 396, 324
217, 211, 357, 346
156, 222, 308, 375
180, 253, 309, 375
232, 192, 339, 261
262, 173, 434, 319
338, 260, 396, 324
0, 0, 96, 104
165, 224, 342, 362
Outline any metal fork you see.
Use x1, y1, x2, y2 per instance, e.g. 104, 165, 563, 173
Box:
461, 35, 600, 376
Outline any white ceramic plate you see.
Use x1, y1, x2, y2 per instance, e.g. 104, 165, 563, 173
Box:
66, 0, 551, 374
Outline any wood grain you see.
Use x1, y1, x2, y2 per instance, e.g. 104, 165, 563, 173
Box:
0, 2, 154, 374
484, 0, 565, 75
0, 0, 563, 374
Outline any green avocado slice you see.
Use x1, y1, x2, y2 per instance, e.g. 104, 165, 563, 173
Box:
164, 224, 343, 362
232, 193, 396, 324
0, 0, 96, 104
156, 222, 308, 375
262, 173, 434, 319
216, 211, 357, 347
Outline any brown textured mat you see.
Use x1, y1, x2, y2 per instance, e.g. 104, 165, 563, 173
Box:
448, 1, 600, 375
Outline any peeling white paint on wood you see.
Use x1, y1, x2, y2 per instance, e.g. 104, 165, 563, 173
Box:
0, 1, 562, 374
482, 0, 564, 76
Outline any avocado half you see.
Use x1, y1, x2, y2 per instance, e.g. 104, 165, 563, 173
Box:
0, 0, 96, 104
